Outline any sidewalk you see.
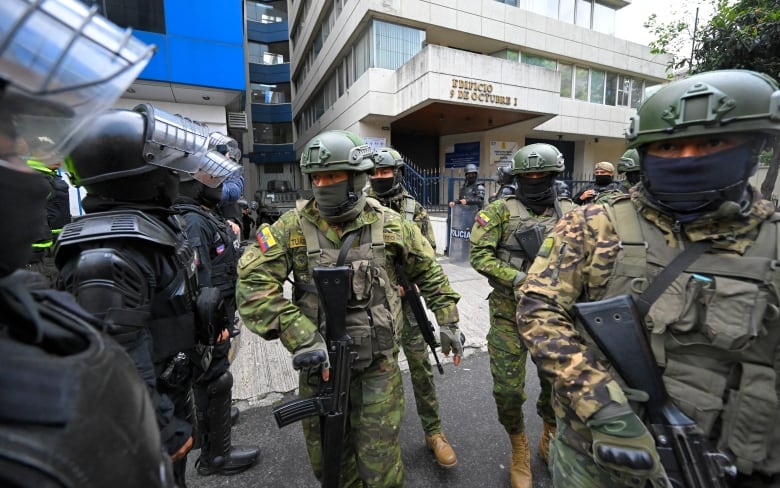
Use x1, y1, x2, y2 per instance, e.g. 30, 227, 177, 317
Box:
229, 257, 492, 408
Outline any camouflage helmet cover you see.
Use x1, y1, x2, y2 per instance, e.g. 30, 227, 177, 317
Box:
511, 143, 564, 175
626, 70, 780, 149
617, 148, 640, 173
300, 130, 376, 174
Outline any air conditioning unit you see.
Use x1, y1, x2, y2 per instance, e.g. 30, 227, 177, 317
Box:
227, 112, 249, 131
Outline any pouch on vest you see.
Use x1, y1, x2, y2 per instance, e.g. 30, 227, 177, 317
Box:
514, 225, 544, 259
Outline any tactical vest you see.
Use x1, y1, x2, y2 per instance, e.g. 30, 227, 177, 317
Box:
293, 199, 401, 370
496, 196, 576, 272
55, 209, 198, 362
174, 203, 238, 301
601, 199, 780, 475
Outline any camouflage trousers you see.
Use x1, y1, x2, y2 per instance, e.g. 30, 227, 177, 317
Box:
300, 353, 405, 488
399, 300, 441, 436
487, 290, 554, 435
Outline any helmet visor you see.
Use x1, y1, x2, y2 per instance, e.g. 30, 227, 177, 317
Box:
0, 0, 154, 165
191, 150, 241, 188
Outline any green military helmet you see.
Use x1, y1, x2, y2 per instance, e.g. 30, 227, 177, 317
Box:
617, 148, 640, 174
626, 70, 780, 149
511, 143, 565, 175
299, 130, 376, 174
375, 147, 406, 170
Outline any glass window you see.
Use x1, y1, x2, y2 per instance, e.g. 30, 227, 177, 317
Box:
251, 83, 291, 104
253, 122, 293, 144
604, 71, 618, 106
589, 69, 605, 104
559, 0, 575, 24
630, 78, 644, 109
354, 27, 371, 79
617, 74, 632, 107
559, 63, 573, 98
575, 66, 589, 101
373, 20, 426, 70
248, 41, 289, 65
527, 0, 558, 18
576, 0, 592, 28
83, 0, 165, 33
522, 53, 557, 71
246, 1, 287, 24
592, 2, 615, 35
490, 49, 520, 61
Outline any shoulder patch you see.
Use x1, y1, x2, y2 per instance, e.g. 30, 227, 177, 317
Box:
257, 225, 277, 252
537, 236, 554, 258
476, 211, 490, 226
238, 246, 261, 269
289, 234, 306, 248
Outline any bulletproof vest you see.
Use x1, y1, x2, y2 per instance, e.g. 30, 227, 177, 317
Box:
0, 278, 173, 487
174, 203, 238, 301
600, 199, 780, 475
496, 196, 576, 272
459, 182, 484, 206
55, 209, 198, 362
293, 199, 401, 370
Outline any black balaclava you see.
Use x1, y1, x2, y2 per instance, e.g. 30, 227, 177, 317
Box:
313, 172, 367, 223
370, 168, 402, 198
517, 173, 556, 214
641, 142, 757, 222
465, 173, 477, 185
0, 162, 50, 277
595, 174, 614, 186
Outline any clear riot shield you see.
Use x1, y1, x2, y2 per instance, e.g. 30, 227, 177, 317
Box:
448, 204, 479, 263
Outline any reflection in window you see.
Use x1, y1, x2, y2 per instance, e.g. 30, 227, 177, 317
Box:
522, 53, 557, 71
592, 2, 615, 35
83, 0, 165, 33
576, 0, 591, 28
246, 0, 286, 24
575, 66, 589, 101
589, 69, 605, 104
251, 83, 291, 104
253, 122, 293, 144
490, 49, 520, 61
605, 72, 617, 106
559, 63, 573, 98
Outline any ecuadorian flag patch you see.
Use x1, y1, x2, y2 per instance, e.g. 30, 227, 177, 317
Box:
257, 226, 277, 252
476, 211, 490, 226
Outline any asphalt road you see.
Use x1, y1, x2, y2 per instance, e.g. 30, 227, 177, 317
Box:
186, 350, 553, 488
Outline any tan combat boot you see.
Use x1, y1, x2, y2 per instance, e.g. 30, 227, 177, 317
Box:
509, 433, 532, 488
426, 433, 457, 468
538, 421, 556, 465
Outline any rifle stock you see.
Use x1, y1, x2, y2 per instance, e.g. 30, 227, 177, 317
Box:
272, 265, 355, 488
396, 265, 444, 374
573, 294, 735, 488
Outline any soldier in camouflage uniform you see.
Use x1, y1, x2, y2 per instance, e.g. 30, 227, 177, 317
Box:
574, 161, 623, 205
617, 148, 640, 193
367, 147, 458, 469
516, 70, 780, 487
469, 143, 576, 488
236, 130, 464, 487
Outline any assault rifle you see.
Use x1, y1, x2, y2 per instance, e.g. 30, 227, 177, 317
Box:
272, 266, 356, 488
396, 265, 444, 374
573, 294, 736, 488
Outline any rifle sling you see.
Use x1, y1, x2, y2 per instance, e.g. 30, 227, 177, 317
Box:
634, 240, 711, 317
336, 231, 359, 266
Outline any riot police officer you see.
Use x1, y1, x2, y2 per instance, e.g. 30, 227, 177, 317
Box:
174, 172, 260, 476
0, 0, 172, 486
450, 163, 486, 208
54, 103, 238, 487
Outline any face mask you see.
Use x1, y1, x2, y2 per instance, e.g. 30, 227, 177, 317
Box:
312, 173, 367, 223
517, 174, 555, 213
465, 174, 477, 185
595, 174, 613, 186
642, 143, 754, 219
626, 172, 641, 185
370, 176, 396, 196
0, 164, 50, 277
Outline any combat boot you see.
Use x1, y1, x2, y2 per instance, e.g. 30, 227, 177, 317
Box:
196, 372, 260, 476
426, 433, 457, 468
539, 421, 556, 465
509, 433, 532, 488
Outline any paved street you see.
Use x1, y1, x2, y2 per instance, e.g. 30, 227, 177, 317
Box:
188, 258, 553, 487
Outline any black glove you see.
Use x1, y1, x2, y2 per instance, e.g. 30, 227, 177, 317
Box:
291, 332, 329, 371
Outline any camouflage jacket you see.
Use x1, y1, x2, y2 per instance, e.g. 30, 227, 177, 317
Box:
368, 188, 436, 250
516, 187, 778, 437
469, 196, 575, 294
236, 197, 460, 353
